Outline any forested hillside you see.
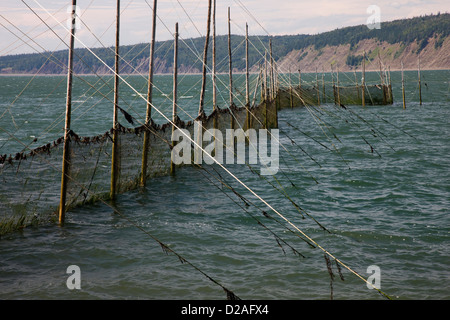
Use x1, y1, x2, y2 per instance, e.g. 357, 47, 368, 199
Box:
0, 12, 449, 74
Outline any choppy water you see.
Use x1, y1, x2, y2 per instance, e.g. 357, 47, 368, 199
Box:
0, 70, 449, 300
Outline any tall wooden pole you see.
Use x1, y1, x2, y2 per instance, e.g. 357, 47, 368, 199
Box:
198, 0, 212, 116
227, 7, 235, 130
322, 67, 325, 103
59, 0, 77, 225
289, 70, 293, 109
354, 70, 360, 100
418, 56, 422, 106
388, 66, 392, 103
331, 64, 335, 104
228, 7, 233, 106
110, 0, 120, 201
315, 67, 320, 105
362, 51, 366, 107
252, 68, 261, 108
245, 22, 250, 129
298, 68, 302, 102
264, 55, 268, 128
298, 69, 301, 88
245, 23, 250, 106
378, 52, 387, 104
264, 53, 268, 101
212, 0, 217, 110
269, 39, 274, 100
336, 64, 341, 106
140, 0, 157, 187
170, 23, 178, 175
401, 61, 406, 109
378, 52, 384, 85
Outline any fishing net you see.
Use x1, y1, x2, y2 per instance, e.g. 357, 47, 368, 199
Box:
334, 84, 393, 105
277, 85, 321, 109
0, 100, 277, 235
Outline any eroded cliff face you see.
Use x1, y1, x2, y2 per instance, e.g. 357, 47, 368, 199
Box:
1, 34, 448, 75
276, 36, 450, 73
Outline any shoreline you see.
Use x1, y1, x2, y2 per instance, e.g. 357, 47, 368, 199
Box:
1, 67, 449, 77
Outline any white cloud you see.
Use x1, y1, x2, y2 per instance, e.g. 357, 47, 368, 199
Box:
1, 0, 449, 55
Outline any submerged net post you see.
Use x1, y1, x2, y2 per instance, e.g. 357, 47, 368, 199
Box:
110, 0, 120, 201
59, 0, 77, 225
170, 23, 178, 175
140, 0, 157, 187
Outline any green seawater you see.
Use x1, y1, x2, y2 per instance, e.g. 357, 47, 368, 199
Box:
0, 70, 449, 299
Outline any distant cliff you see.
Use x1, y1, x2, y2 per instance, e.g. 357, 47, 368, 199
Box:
1, 13, 449, 75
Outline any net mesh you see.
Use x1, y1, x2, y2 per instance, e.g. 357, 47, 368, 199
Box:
0, 100, 277, 235
1, 80, 390, 235
334, 84, 393, 105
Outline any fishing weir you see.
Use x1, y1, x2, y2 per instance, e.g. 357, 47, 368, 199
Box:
0, 0, 428, 299
0, 0, 403, 236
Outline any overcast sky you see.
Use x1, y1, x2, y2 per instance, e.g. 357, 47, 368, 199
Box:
1, 0, 449, 55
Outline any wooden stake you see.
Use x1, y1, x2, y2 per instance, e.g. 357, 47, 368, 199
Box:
170, 23, 178, 175
336, 64, 341, 106
269, 39, 274, 100
264, 54, 268, 102
110, 0, 120, 201
140, 0, 157, 187
212, 0, 218, 144
252, 67, 261, 108
362, 51, 366, 107
322, 67, 325, 103
418, 56, 422, 106
212, 0, 217, 110
264, 55, 268, 128
59, 0, 77, 225
354, 69, 359, 100
228, 7, 233, 106
401, 61, 406, 109
245, 23, 250, 106
388, 66, 393, 103
245, 22, 250, 129
315, 67, 320, 105
378, 52, 387, 104
198, 0, 212, 116
378, 52, 384, 85
227, 7, 234, 130
298, 69, 302, 88
289, 70, 293, 109
331, 64, 335, 104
